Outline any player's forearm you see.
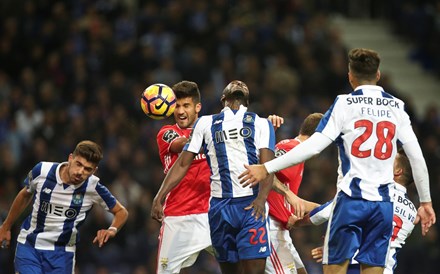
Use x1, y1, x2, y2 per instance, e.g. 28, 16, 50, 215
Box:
109, 202, 129, 232
2, 188, 32, 229
272, 176, 288, 195
265, 133, 332, 174
403, 141, 431, 202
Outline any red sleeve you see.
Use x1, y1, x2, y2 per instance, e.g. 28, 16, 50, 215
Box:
156, 125, 180, 173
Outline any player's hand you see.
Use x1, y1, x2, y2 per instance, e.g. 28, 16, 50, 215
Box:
267, 115, 284, 130
285, 191, 306, 219
151, 197, 165, 223
286, 215, 300, 229
239, 164, 269, 187
414, 202, 436, 236
311, 246, 323, 263
0, 226, 11, 249
93, 228, 116, 248
244, 197, 267, 222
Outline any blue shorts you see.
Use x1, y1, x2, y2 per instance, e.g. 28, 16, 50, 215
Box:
15, 242, 75, 274
208, 195, 271, 263
325, 192, 393, 267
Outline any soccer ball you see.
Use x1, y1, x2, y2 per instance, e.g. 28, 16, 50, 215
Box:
140, 83, 176, 120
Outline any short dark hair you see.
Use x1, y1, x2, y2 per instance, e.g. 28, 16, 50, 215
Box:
172, 81, 201, 104
396, 148, 413, 186
73, 140, 103, 165
299, 113, 324, 136
348, 48, 380, 81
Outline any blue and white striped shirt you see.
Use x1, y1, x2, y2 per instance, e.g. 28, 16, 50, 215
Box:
184, 105, 275, 198
17, 161, 116, 252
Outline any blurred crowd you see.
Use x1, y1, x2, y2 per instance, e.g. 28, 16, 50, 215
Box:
0, 1, 439, 274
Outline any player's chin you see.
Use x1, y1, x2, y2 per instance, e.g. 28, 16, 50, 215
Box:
176, 118, 189, 128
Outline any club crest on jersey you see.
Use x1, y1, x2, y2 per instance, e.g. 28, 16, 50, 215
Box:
72, 193, 84, 205
243, 115, 254, 123
163, 129, 179, 143
160, 257, 169, 269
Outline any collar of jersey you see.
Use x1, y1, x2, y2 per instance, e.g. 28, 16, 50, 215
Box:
221, 105, 247, 114
354, 85, 384, 93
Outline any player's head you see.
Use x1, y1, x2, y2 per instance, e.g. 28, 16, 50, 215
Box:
221, 80, 249, 108
348, 48, 381, 87
171, 80, 202, 128
68, 140, 103, 185
299, 113, 324, 137
394, 148, 413, 187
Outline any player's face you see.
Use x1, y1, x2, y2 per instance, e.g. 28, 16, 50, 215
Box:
66, 154, 97, 185
174, 97, 201, 129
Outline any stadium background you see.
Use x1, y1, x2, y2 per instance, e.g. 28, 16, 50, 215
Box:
0, 0, 438, 273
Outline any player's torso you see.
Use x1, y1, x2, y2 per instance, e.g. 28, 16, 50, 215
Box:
268, 139, 304, 225
391, 185, 416, 248
18, 166, 96, 251
157, 124, 211, 216
204, 109, 263, 198
326, 87, 406, 201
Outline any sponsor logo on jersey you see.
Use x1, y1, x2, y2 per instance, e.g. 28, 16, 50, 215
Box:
162, 129, 179, 143
40, 201, 78, 219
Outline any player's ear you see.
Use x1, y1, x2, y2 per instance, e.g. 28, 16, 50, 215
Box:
195, 102, 202, 114
394, 167, 403, 178
376, 70, 381, 82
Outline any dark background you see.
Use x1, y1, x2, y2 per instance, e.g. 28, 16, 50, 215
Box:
0, 1, 439, 273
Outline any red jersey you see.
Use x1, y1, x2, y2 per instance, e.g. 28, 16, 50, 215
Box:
157, 124, 211, 216
267, 138, 304, 228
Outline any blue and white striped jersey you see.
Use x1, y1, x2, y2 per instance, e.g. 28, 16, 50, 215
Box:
308, 183, 416, 273
184, 105, 275, 198
316, 85, 417, 201
17, 162, 116, 252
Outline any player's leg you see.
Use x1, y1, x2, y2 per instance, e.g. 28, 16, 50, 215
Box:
356, 201, 393, 274
40, 248, 75, 274
14, 242, 43, 274
323, 260, 350, 274
322, 193, 365, 274
265, 218, 298, 274
157, 214, 211, 274
219, 262, 242, 274
236, 198, 271, 274
241, 258, 267, 274
208, 198, 240, 273
360, 264, 385, 274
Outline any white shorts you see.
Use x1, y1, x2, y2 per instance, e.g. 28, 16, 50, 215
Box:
157, 213, 212, 274
265, 217, 304, 274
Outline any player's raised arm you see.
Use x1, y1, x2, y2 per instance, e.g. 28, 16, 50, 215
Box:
151, 151, 196, 222
239, 132, 332, 186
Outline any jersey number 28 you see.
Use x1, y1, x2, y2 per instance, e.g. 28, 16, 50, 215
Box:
351, 119, 396, 160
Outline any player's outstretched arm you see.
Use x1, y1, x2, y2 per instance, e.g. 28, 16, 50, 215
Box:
151, 151, 196, 222
0, 187, 33, 249
272, 176, 306, 219
93, 201, 128, 248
